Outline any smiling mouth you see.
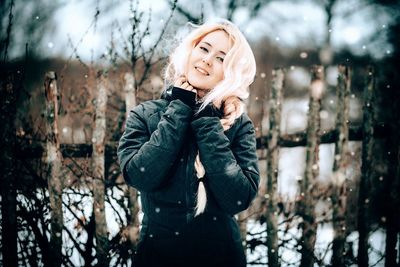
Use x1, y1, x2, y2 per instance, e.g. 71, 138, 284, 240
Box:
195, 67, 209, 76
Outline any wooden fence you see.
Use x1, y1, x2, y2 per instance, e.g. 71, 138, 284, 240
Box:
0, 65, 396, 267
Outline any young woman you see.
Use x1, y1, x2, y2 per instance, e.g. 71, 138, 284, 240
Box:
118, 18, 259, 267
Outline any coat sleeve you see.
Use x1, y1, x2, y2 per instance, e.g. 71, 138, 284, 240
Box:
117, 100, 193, 192
191, 115, 260, 215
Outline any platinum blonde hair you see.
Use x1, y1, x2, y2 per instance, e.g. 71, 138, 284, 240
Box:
164, 19, 256, 216
164, 18, 256, 109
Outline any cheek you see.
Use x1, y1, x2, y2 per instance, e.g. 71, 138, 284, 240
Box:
189, 50, 201, 63
214, 65, 225, 81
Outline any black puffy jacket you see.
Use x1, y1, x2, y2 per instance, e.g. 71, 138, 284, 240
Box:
117, 88, 260, 266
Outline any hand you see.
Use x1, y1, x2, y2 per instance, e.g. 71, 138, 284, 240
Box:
193, 102, 223, 119
174, 76, 197, 94
170, 77, 197, 108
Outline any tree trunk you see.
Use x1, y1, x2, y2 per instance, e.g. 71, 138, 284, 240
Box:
92, 72, 109, 266
265, 68, 284, 267
319, 0, 336, 65
357, 66, 375, 267
123, 73, 141, 247
385, 125, 400, 266
300, 65, 324, 267
238, 212, 248, 255
0, 71, 19, 267
44, 72, 64, 266
331, 65, 351, 266
386, 221, 399, 267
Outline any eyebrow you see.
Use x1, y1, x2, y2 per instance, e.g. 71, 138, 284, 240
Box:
202, 41, 226, 55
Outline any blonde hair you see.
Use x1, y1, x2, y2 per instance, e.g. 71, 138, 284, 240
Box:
164, 19, 256, 216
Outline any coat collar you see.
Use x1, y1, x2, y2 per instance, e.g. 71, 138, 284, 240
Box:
161, 85, 224, 118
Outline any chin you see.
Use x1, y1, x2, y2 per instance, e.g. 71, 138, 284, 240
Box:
187, 77, 207, 90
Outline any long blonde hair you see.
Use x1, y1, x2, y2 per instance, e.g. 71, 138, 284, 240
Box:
164, 19, 256, 216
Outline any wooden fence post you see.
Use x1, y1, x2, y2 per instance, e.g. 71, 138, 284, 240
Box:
44, 72, 64, 266
331, 65, 351, 266
123, 73, 141, 246
300, 65, 324, 267
238, 212, 247, 255
92, 72, 110, 266
0, 71, 19, 267
357, 66, 375, 267
384, 99, 400, 266
385, 140, 400, 267
265, 68, 284, 267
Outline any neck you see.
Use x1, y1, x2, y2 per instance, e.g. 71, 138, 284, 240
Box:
196, 89, 209, 99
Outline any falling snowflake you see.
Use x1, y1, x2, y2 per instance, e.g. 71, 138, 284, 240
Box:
300, 52, 308, 59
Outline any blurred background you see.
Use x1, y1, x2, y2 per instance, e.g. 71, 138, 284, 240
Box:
2, 0, 399, 140
1, 0, 399, 266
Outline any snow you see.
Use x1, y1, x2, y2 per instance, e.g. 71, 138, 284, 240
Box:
246, 218, 387, 266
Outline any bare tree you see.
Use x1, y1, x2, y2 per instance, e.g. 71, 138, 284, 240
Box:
44, 72, 64, 266
92, 72, 110, 266
299, 66, 324, 267
0, 67, 20, 267
357, 66, 375, 267
316, 0, 338, 65
365, 3, 400, 266
108, 0, 177, 90
331, 65, 351, 266
166, 0, 274, 24
0, 0, 14, 63
0, 0, 62, 60
265, 68, 284, 267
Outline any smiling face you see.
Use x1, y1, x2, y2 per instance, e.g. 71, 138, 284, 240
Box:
186, 30, 231, 92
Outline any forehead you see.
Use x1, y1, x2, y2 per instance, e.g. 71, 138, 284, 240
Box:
199, 30, 231, 53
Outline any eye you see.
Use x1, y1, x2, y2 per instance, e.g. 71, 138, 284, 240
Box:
200, 46, 208, 53
217, 56, 224, 63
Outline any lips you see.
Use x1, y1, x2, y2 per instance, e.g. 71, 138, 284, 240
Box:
195, 66, 209, 76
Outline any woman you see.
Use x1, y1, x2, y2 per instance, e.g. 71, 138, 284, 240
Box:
117, 18, 259, 267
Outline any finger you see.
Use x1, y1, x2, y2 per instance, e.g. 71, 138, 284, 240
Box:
174, 77, 186, 86
174, 80, 183, 87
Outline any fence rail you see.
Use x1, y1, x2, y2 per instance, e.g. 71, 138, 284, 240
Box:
14, 124, 387, 158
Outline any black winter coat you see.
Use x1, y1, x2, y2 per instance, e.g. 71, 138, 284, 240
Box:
117, 87, 260, 267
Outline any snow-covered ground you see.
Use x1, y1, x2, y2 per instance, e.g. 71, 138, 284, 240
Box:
58, 185, 386, 266
246, 218, 386, 267
16, 161, 385, 267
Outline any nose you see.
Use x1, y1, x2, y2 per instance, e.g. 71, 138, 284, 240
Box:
202, 54, 212, 66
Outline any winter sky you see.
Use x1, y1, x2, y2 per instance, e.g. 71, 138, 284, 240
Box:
35, 0, 394, 62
